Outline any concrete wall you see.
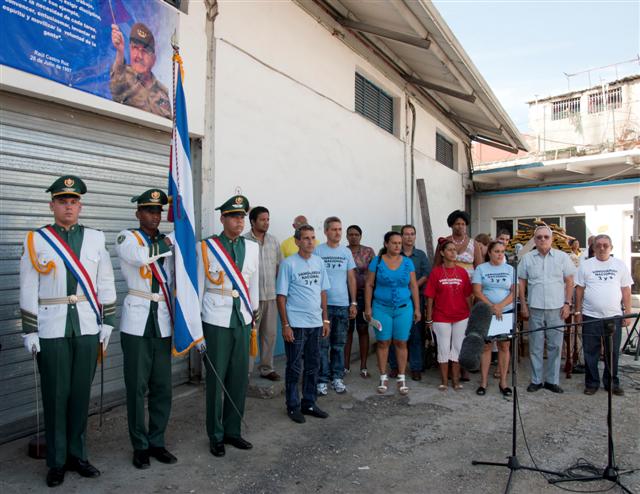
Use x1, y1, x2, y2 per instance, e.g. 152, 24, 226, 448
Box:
527, 78, 640, 153
473, 181, 639, 265
210, 1, 469, 252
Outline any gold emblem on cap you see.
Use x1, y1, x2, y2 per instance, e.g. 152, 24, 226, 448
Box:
235, 196, 243, 205
150, 191, 161, 202
64, 178, 75, 188
137, 28, 147, 38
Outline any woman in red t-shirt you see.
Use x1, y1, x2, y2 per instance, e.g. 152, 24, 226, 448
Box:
425, 238, 472, 390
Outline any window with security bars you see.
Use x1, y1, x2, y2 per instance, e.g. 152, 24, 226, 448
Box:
355, 73, 393, 134
436, 133, 454, 169
588, 87, 622, 113
551, 97, 580, 121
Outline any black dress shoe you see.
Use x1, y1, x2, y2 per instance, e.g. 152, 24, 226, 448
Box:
210, 442, 225, 457
148, 446, 177, 464
527, 382, 543, 392
584, 387, 597, 395
301, 405, 329, 419
411, 371, 422, 381
65, 457, 100, 478
288, 409, 306, 424
132, 449, 150, 469
604, 386, 625, 396
223, 436, 253, 450
543, 382, 564, 394
46, 467, 65, 487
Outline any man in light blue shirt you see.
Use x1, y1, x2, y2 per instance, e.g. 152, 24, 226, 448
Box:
519, 226, 575, 394
314, 217, 357, 395
277, 225, 330, 424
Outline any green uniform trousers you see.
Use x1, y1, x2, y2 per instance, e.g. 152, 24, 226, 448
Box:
38, 334, 98, 468
121, 333, 172, 451
203, 322, 249, 443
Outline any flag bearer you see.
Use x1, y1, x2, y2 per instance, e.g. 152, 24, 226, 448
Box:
197, 195, 259, 457
20, 175, 117, 487
115, 189, 179, 469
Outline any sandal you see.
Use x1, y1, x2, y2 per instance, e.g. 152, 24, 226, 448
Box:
499, 385, 513, 397
438, 384, 448, 391
453, 383, 463, 391
476, 386, 486, 396
360, 368, 370, 379
377, 374, 388, 394
397, 374, 409, 396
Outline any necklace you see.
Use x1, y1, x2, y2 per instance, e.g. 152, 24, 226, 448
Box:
452, 235, 466, 246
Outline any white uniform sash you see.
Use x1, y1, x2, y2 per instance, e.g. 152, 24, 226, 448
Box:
37, 225, 102, 325
133, 229, 174, 325
204, 237, 253, 321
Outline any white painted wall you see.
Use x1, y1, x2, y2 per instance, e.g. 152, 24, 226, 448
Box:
473, 182, 639, 264
527, 78, 640, 153
209, 1, 469, 251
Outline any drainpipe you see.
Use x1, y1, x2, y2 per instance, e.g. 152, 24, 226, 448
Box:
202, 0, 218, 236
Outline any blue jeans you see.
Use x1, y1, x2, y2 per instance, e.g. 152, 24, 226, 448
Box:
388, 320, 424, 371
285, 327, 321, 411
583, 315, 621, 389
528, 308, 565, 385
318, 306, 348, 383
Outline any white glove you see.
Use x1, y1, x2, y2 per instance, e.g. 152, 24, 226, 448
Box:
99, 325, 113, 351
23, 333, 40, 354
196, 340, 207, 354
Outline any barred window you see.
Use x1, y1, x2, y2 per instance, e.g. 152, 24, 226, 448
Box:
436, 133, 454, 169
588, 87, 622, 113
552, 97, 581, 121
355, 73, 394, 134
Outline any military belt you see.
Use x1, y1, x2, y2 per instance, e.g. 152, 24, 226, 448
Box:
39, 294, 88, 305
206, 287, 240, 298
128, 289, 166, 303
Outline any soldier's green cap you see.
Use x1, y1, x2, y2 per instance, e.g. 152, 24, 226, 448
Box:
215, 195, 250, 216
131, 188, 168, 209
130, 23, 155, 53
46, 175, 87, 198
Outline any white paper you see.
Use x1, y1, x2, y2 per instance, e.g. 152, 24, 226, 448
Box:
487, 313, 514, 338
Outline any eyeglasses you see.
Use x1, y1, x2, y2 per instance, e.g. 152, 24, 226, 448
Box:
535, 235, 550, 240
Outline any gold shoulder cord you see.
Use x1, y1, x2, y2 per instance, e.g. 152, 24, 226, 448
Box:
27, 231, 56, 275
201, 240, 225, 289
131, 231, 152, 283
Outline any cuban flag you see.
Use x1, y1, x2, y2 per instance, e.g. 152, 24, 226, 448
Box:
168, 59, 204, 356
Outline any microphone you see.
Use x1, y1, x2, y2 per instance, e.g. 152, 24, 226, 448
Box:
459, 302, 493, 371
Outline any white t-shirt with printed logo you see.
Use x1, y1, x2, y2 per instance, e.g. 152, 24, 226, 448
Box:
576, 256, 633, 318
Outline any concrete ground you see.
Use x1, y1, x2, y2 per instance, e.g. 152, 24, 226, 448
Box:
1, 352, 639, 494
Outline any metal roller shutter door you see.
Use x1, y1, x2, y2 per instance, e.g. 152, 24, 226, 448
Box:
0, 91, 190, 444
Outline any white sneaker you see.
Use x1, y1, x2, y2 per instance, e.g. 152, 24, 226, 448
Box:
317, 383, 328, 396
332, 378, 347, 394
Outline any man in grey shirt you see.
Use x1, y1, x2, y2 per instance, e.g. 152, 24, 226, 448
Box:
245, 206, 283, 380
519, 225, 575, 393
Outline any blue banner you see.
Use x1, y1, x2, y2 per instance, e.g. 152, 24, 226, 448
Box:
0, 0, 178, 118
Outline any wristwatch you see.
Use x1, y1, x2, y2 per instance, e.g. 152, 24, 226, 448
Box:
350, 302, 357, 306
323, 319, 330, 324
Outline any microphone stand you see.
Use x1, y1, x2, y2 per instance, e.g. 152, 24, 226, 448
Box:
549, 315, 638, 493
471, 251, 566, 494
473, 297, 640, 493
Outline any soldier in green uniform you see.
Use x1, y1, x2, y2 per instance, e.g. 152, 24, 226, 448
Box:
115, 189, 191, 469
110, 22, 172, 118
20, 176, 117, 487
197, 196, 260, 457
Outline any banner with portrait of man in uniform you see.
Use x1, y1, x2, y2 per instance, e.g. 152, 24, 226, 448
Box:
0, 0, 177, 119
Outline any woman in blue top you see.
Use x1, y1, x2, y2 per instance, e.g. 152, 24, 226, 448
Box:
472, 241, 515, 397
364, 231, 421, 396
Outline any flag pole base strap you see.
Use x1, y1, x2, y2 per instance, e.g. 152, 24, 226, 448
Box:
28, 435, 46, 460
